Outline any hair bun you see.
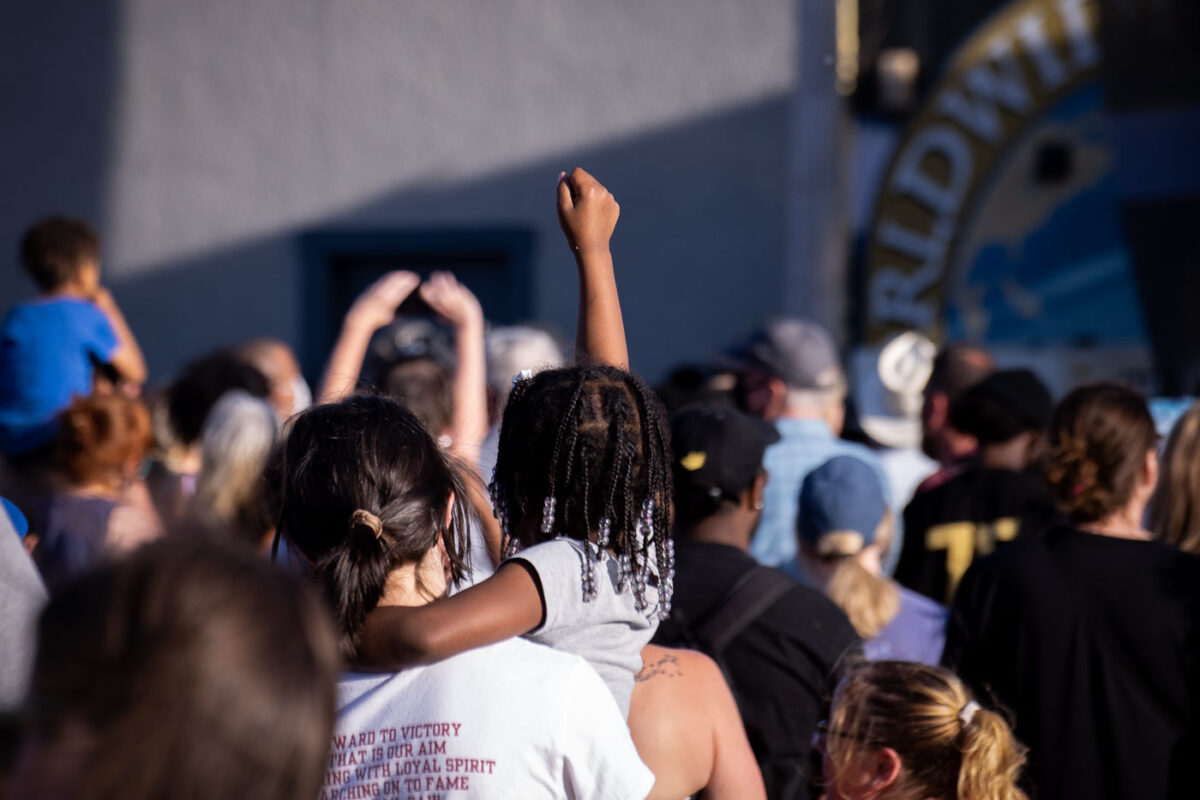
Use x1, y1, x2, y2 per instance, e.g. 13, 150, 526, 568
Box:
1045, 431, 1108, 519
349, 509, 384, 541
1043, 383, 1158, 524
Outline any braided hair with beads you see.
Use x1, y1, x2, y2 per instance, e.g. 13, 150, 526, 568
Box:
490, 365, 675, 618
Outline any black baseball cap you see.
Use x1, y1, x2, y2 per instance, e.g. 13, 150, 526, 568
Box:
671, 404, 781, 503
950, 368, 1052, 444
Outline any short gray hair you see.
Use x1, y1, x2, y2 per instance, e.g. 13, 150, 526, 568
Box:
486, 326, 565, 409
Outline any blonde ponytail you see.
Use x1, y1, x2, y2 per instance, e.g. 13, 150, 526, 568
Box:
805, 511, 899, 639
958, 706, 1028, 800
825, 661, 1028, 800
824, 557, 899, 639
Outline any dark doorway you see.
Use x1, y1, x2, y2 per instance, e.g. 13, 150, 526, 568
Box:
299, 229, 535, 379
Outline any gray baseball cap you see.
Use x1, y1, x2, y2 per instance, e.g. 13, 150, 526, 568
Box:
723, 318, 842, 391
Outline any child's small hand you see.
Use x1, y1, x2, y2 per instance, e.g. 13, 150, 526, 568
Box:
346, 271, 420, 332
419, 271, 483, 330
557, 167, 619, 257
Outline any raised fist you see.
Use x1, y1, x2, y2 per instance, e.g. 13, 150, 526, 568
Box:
556, 167, 619, 256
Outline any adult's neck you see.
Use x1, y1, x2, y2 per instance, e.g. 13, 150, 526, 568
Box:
67, 480, 124, 501
678, 509, 755, 551
777, 408, 830, 429
978, 439, 1027, 471
936, 429, 977, 467
1078, 503, 1151, 541
376, 550, 446, 607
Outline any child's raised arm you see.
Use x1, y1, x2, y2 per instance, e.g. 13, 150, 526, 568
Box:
317, 271, 420, 404
557, 168, 627, 370
356, 560, 544, 669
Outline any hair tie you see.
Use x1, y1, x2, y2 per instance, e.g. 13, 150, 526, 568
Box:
959, 700, 980, 726
350, 509, 384, 541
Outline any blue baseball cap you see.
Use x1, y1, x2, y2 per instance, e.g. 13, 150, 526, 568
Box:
797, 456, 887, 556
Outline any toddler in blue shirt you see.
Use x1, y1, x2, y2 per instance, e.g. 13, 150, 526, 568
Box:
0, 217, 146, 455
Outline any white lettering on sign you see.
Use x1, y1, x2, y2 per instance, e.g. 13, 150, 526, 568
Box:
865, 0, 1102, 340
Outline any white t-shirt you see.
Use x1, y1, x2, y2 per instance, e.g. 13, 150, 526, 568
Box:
322, 638, 653, 800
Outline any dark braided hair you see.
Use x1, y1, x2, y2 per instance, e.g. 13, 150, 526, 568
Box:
491, 365, 674, 615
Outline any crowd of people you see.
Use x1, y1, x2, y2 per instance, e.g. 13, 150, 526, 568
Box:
1, 167, 1198, 800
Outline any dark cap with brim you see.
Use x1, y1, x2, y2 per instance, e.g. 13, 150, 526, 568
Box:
671, 404, 781, 504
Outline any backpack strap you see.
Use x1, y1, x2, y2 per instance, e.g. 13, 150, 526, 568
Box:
695, 565, 796, 654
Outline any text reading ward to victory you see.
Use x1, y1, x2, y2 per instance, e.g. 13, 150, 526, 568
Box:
320, 724, 497, 800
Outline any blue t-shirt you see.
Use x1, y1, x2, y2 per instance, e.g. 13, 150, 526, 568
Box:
0, 297, 118, 454
863, 586, 947, 665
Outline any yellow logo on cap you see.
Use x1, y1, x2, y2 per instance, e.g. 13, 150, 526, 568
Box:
680, 451, 707, 471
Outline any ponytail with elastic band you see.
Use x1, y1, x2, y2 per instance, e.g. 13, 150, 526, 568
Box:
350, 509, 384, 542
959, 700, 980, 726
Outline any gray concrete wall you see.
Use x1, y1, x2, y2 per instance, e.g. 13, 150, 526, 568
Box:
1, 0, 797, 384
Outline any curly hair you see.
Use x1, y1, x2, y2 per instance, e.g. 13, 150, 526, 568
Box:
56, 394, 151, 488
824, 661, 1028, 800
1042, 383, 1157, 524
491, 365, 674, 616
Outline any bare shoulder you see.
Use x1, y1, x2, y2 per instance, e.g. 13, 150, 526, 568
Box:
630, 646, 716, 800
636, 646, 724, 688
638, 642, 720, 681
631, 645, 765, 800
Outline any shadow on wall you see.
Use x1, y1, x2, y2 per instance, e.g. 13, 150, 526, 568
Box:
0, 0, 121, 298
106, 93, 791, 385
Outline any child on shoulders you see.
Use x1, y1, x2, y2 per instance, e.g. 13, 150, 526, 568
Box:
0, 217, 146, 456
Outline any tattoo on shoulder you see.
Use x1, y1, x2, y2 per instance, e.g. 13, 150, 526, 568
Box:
635, 653, 683, 682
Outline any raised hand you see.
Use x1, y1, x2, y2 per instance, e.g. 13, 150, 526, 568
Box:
318, 271, 420, 404
419, 271, 484, 331
557, 167, 620, 256
557, 168, 628, 369
346, 271, 421, 333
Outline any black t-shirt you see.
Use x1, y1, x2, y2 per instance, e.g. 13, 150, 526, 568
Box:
943, 527, 1200, 800
896, 466, 1058, 604
653, 540, 861, 800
